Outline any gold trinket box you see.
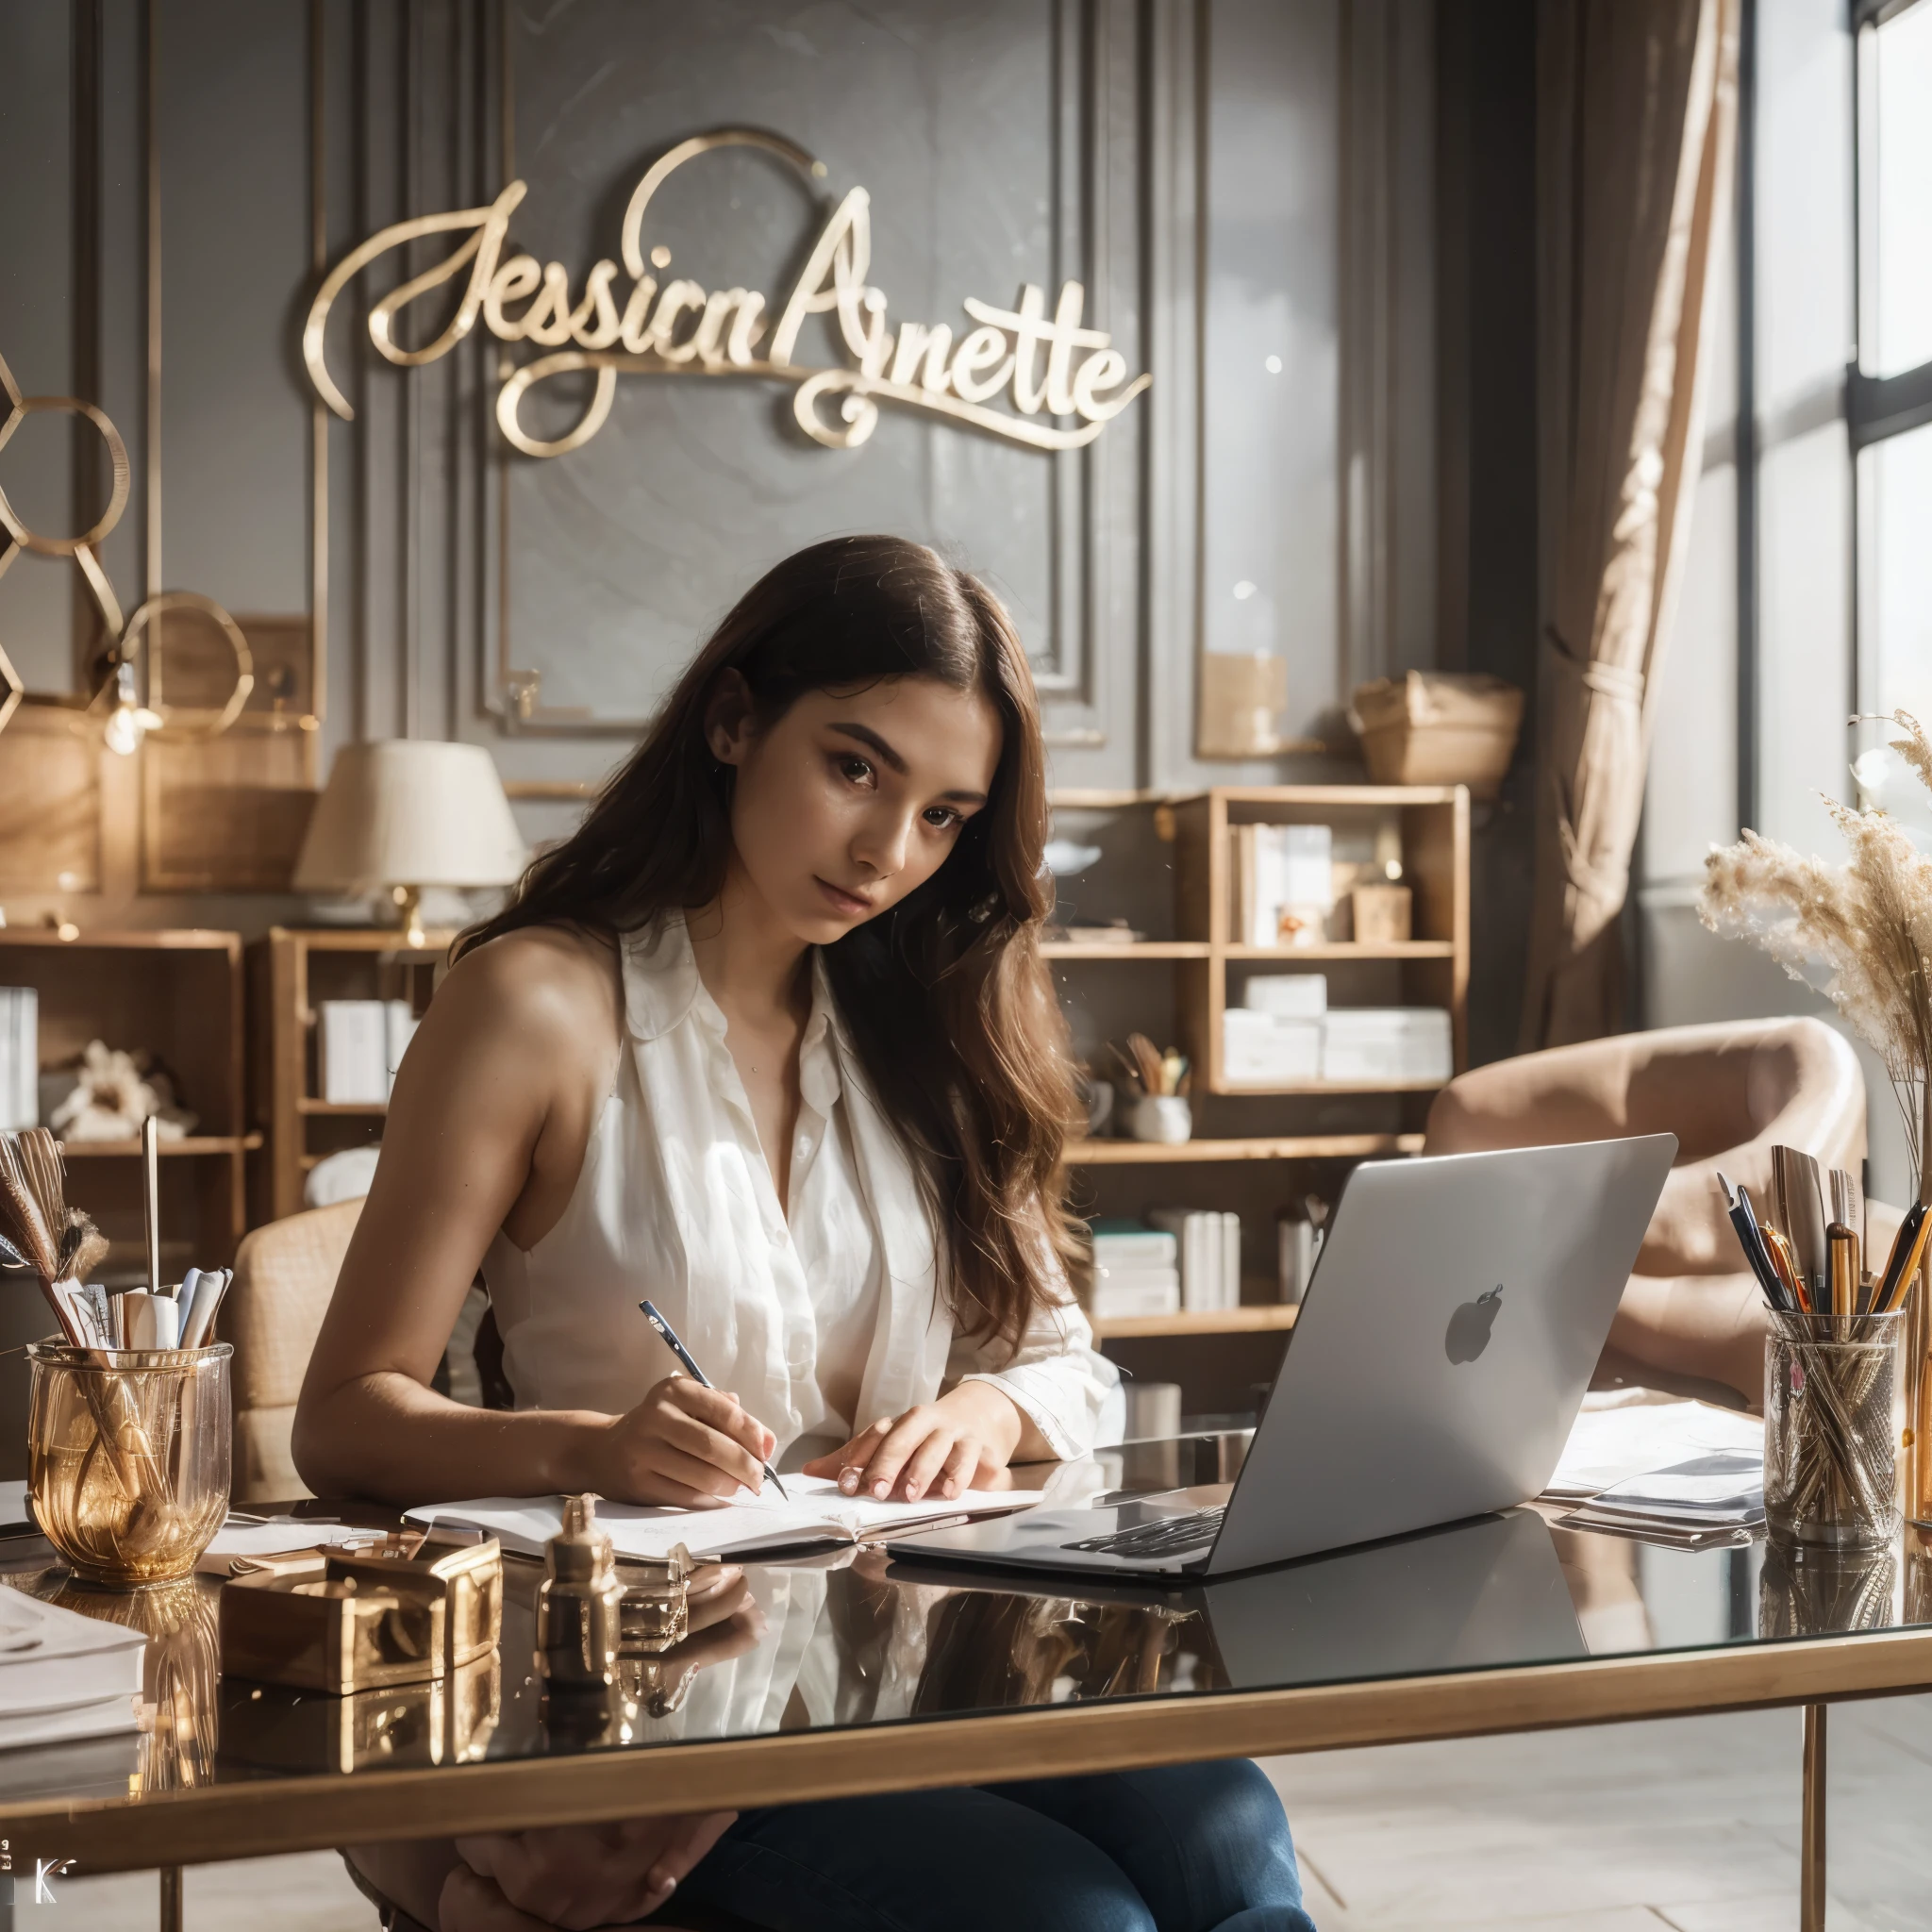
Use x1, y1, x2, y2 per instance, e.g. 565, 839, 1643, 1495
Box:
325, 1528, 503, 1673
220, 1566, 443, 1693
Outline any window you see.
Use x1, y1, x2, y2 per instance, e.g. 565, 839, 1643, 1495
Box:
1854, 0, 1932, 734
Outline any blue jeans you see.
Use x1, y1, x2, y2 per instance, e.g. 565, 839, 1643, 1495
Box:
678, 1757, 1317, 1932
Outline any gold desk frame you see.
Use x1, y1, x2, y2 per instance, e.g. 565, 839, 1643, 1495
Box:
4, 1621, 1929, 1917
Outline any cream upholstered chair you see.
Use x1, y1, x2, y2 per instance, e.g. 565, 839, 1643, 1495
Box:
1423, 1017, 1874, 1409
227, 1197, 362, 1503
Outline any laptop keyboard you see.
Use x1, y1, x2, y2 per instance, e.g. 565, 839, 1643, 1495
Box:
1061, 1507, 1225, 1560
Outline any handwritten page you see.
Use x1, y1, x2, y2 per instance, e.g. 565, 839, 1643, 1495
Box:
409, 1475, 1032, 1562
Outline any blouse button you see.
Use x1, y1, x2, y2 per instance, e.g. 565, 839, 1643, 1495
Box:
794, 1133, 813, 1158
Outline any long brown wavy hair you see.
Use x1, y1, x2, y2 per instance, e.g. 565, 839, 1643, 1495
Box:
457, 534, 1081, 1355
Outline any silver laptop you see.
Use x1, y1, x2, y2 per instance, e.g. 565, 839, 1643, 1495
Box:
892, 1135, 1676, 1579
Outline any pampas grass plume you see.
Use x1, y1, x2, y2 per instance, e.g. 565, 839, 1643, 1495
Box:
1699, 711, 1932, 1197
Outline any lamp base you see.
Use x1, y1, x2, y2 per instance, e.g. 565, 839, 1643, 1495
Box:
391, 884, 427, 950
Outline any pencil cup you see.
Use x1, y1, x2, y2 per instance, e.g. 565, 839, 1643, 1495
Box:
1763, 1310, 1901, 1551
1128, 1096, 1191, 1145
26, 1342, 232, 1588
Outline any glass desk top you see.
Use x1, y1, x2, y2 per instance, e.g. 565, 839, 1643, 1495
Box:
0, 1432, 1928, 1813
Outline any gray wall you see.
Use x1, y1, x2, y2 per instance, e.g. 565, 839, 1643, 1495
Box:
0, 0, 1441, 910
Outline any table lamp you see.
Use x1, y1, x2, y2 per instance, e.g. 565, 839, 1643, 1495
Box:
293, 741, 528, 946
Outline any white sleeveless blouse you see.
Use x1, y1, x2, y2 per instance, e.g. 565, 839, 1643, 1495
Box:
481, 915, 1117, 1468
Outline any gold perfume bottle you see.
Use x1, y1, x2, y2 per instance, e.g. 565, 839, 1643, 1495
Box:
535, 1494, 624, 1689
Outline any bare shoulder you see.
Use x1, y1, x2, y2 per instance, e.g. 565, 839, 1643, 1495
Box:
428, 924, 622, 1059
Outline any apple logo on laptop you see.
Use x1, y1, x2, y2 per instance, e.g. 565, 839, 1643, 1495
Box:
1445, 1286, 1504, 1364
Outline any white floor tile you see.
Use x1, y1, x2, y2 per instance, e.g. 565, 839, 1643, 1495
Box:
38, 1850, 370, 1931
1265, 1695, 1932, 1932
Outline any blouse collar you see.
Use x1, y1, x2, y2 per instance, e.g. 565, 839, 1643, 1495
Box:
621, 912, 849, 1065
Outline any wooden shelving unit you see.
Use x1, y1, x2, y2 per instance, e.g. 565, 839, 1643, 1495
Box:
250, 927, 456, 1223
1171, 785, 1470, 1093
1052, 786, 1469, 1344
0, 928, 249, 1277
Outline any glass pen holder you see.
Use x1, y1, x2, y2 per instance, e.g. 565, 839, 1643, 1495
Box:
26, 1341, 232, 1588
1763, 1308, 1902, 1550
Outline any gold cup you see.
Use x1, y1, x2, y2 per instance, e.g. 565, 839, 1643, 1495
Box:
26, 1341, 232, 1588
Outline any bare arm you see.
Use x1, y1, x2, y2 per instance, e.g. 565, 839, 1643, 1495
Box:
292, 929, 775, 1507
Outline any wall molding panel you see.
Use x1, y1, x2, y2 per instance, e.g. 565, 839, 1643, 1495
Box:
1, 0, 1440, 881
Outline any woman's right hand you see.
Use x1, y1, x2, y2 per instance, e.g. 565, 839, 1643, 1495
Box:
579, 1374, 777, 1507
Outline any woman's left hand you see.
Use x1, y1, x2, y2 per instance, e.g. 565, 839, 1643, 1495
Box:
801, 1382, 1025, 1503
445, 1812, 737, 1930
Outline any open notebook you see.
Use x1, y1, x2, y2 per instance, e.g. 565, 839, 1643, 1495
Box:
407, 1474, 1033, 1563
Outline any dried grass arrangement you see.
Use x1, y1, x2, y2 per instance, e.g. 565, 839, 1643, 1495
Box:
1700, 712, 1932, 1185
1699, 711, 1932, 1523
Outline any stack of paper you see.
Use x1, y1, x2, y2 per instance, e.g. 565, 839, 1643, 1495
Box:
1147, 1208, 1241, 1311
1561, 1455, 1765, 1545
318, 1000, 419, 1103
1544, 1398, 1766, 1547
1321, 1008, 1453, 1083
1088, 1224, 1180, 1319
0, 1585, 145, 1750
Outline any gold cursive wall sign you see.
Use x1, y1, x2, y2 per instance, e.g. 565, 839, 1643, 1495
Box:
304, 129, 1150, 458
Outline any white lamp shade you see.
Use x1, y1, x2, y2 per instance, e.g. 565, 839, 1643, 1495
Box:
293, 740, 528, 893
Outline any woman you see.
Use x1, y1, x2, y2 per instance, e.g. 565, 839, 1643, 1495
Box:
295, 535, 1315, 1932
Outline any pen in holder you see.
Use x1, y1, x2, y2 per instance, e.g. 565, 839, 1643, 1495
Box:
2, 1125, 236, 1588
1763, 1307, 1903, 1550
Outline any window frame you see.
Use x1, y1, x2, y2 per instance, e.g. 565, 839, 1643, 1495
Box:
1848, 0, 1932, 741
1849, 0, 1932, 449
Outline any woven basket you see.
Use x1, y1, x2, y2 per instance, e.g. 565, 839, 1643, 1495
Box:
1349, 673, 1524, 798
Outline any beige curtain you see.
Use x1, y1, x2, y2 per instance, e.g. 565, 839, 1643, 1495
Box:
1522, 0, 1740, 1050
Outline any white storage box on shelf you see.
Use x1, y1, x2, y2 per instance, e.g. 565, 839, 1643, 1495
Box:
1320, 1008, 1453, 1084
1222, 1008, 1324, 1086
1242, 974, 1328, 1018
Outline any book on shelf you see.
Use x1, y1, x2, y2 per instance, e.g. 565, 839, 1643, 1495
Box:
318, 999, 419, 1104
385, 1002, 420, 1092
1087, 1223, 1181, 1320
1227, 823, 1333, 947
0, 987, 36, 1130
1146, 1208, 1241, 1311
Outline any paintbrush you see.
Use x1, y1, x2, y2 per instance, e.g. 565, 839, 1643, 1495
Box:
1112, 1034, 1168, 1097
0, 1130, 147, 1494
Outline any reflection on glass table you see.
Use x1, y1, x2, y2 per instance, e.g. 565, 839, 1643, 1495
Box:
0, 1432, 1926, 1795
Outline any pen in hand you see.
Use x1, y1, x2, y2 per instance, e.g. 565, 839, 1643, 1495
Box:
639, 1300, 790, 1501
